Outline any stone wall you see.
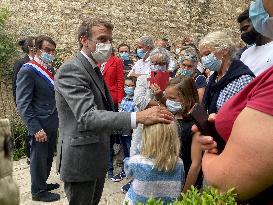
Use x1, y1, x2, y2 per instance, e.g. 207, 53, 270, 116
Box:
2, 0, 250, 51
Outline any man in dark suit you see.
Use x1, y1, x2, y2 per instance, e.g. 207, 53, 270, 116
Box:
16, 35, 60, 202
54, 20, 173, 205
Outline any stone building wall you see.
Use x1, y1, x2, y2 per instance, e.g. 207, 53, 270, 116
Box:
2, 0, 250, 51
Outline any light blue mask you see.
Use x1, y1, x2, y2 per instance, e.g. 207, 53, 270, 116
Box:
201, 53, 222, 72
166, 99, 182, 113
119, 52, 129, 60
249, 0, 273, 39
40, 52, 55, 64
136, 49, 145, 59
177, 68, 194, 77
124, 86, 134, 96
150, 64, 167, 72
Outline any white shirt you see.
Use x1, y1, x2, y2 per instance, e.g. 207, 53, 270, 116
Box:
80, 50, 137, 128
128, 57, 151, 76
240, 41, 273, 76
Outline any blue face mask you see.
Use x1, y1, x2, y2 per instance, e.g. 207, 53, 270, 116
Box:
40, 52, 55, 64
119, 52, 129, 60
136, 49, 145, 59
177, 68, 194, 77
166, 99, 182, 113
249, 0, 273, 39
150, 64, 167, 72
201, 53, 222, 72
124, 86, 134, 96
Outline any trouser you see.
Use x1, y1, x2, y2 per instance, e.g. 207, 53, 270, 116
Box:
120, 135, 131, 170
30, 129, 57, 196
64, 178, 105, 205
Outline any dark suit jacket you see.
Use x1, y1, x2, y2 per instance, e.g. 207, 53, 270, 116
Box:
16, 61, 58, 135
102, 55, 124, 106
12, 55, 30, 103
54, 52, 131, 181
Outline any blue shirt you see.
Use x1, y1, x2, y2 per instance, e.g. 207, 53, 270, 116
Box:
119, 96, 138, 112
124, 155, 185, 205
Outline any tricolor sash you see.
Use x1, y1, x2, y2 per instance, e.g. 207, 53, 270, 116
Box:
23, 60, 54, 88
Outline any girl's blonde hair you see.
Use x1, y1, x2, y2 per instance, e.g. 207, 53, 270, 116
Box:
141, 122, 181, 172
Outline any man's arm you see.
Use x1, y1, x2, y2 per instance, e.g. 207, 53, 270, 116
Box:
202, 107, 273, 201
16, 67, 43, 135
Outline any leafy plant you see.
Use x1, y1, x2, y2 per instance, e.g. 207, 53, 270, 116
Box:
52, 48, 73, 70
0, 6, 17, 78
133, 186, 237, 205
12, 124, 28, 161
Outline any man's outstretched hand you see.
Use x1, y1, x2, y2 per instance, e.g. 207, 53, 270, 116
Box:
136, 106, 174, 125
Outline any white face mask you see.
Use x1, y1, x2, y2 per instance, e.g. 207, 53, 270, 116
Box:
91, 43, 112, 64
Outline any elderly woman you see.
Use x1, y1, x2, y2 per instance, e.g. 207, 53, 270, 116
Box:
176, 53, 207, 102
120, 48, 171, 193
199, 31, 255, 114
194, 1, 273, 203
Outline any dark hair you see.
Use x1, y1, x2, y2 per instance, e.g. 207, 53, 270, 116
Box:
18, 37, 35, 53
77, 20, 114, 49
167, 76, 199, 118
124, 76, 137, 85
117, 43, 130, 53
35, 35, 56, 50
237, 9, 250, 23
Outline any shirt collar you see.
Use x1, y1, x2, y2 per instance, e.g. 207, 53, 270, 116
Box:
80, 50, 97, 68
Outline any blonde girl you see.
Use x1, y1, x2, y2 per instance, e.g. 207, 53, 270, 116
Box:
123, 122, 185, 205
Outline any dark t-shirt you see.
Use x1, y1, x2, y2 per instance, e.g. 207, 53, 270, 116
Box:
176, 118, 203, 189
195, 74, 207, 89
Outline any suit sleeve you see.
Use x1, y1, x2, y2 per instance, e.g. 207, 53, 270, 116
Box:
116, 58, 124, 103
16, 67, 43, 135
55, 63, 131, 133
12, 60, 23, 103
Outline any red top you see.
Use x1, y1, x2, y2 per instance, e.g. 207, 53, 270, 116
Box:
216, 66, 273, 142
101, 55, 124, 106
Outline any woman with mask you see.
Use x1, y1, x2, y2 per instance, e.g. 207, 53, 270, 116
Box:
121, 47, 170, 193
176, 53, 207, 102
165, 76, 203, 193
194, 1, 273, 203
200, 31, 255, 114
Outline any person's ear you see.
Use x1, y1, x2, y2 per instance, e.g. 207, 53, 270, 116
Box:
80, 36, 89, 48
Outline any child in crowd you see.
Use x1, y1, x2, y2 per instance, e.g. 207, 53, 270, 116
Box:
165, 76, 203, 192
111, 77, 138, 182
123, 122, 185, 205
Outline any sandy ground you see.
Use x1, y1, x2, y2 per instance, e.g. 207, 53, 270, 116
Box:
13, 157, 128, 205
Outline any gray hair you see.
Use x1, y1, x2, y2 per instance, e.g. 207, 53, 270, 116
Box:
149, 47, 171, 65
199, 31, 237, 59
137, 36, 155, 49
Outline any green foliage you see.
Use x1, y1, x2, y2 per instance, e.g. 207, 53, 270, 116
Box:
52, 48, 73, 70
12, 124, 28, 161
134, 186, 237, 205
0, 6, 17, 78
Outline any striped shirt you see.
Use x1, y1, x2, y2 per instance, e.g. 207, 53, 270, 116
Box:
124, 155, 185, 205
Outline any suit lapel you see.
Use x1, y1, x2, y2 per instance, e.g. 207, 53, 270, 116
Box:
76, 52, 107, 100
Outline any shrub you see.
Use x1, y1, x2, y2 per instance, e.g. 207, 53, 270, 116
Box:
0, 6, 17, 78
12, 124, 28, 161
52, 48, 73, 70
132, 186, 237, 205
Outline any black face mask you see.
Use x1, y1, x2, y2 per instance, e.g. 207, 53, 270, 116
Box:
241, 30, 258, 45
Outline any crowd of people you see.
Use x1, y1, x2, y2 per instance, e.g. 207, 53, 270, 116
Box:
9, 0, 273, 204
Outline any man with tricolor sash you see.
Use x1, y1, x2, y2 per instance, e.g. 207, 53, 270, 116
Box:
16, 35, 60, 202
